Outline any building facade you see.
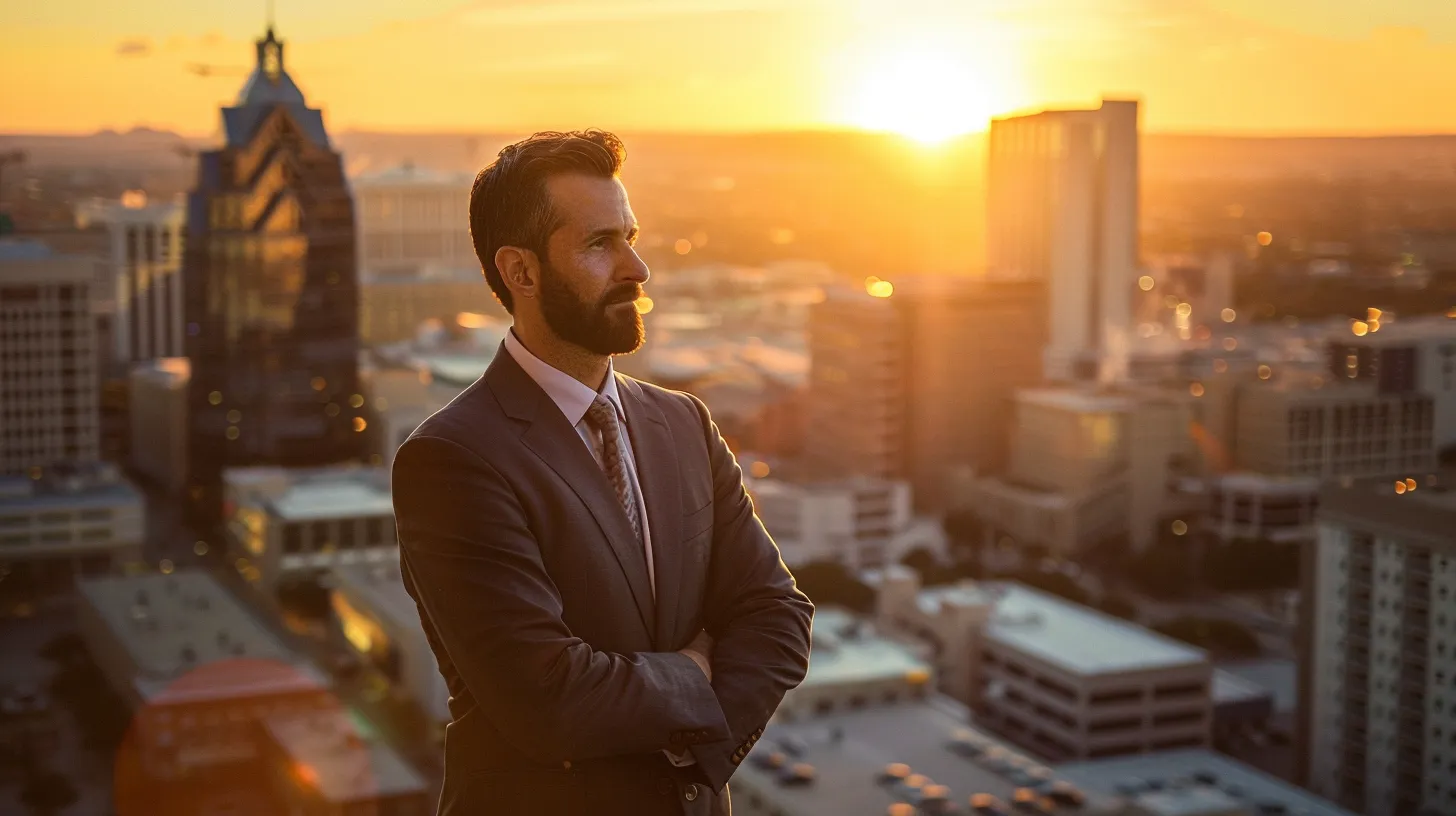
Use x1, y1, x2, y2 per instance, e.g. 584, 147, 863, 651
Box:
130, 357, 190, 492
223, 465, 396, 591
0, 242, 100, 474
1324, 316, 1456, 453
987, 99, 1140, 382
747, 477, 944, 570
805, 289, 904, 481
74, 194, 187, 368
0, 462, 144, 586
183, 26, 365, 522
1300, 475, 1456, 816
352, 164, 475, 279
258, 709, 429, 816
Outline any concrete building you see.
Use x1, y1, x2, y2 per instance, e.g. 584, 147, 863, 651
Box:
222, 465, 396, 591
805, 289, 903, 482
1234, 374, 1436, 479
1139, 254, 1237, 342
747, 477, 945, 570
971, 386, 1195, 554
74, 193, 186, 367
1298, 473, 1456, 816
328, 561, 449, 729
735, 606, 1109, 816
867, 568, 1213, 763
352, 164, 475, 279
1197, 472, 1320, 544
75, 570, 333, 779
1323, 315, 1456, 453
129, 357, 190, 492
359, 366, 470, 469
258, 709, 430, 816
0, 462, 144, 585
804, 279, 1048, 510
987, 98, 1140, 382
0, 241, 100, 474
1055, 748, 1356, 816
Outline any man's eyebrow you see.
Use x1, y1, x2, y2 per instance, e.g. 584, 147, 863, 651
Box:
585, 223, 640, 242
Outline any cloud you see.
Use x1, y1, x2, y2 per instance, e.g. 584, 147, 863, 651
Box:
460, 0, 775, 27
115, 38, 153, 58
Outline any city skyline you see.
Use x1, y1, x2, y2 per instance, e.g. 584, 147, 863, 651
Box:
6, 0, 1456, 138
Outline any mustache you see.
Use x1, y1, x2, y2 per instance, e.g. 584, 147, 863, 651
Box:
601, 284, 644, 307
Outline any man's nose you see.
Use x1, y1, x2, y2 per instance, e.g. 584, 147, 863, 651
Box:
620, 246, 650, 285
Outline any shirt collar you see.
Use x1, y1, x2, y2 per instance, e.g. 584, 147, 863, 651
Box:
503, 328, 623, 427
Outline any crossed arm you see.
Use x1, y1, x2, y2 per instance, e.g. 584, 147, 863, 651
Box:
392, 415, 812, 789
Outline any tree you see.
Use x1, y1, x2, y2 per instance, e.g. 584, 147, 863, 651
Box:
21, 769, 78, 816
791, 561, 876, 614
1202, 539, 1299, 592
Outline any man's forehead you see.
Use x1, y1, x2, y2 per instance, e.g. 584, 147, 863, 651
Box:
547, 174, 634, 230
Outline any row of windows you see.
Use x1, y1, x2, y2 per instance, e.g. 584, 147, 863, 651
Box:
281, 517, 393, 554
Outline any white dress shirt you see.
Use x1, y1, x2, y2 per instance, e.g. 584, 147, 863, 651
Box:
503, 331, 696, 768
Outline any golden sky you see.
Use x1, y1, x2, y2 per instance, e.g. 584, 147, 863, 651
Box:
5, 0, 1456, 137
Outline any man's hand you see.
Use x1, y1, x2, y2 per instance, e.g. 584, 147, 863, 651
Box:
678, 630, 714, 682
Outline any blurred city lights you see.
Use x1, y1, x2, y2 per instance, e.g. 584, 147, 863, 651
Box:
1257, 365, 1272, 380
1220, 308, 1236, 323
1351, 321, 1369, 336
1189, 383, 1205, 397
1256, 231, 1273, 246
1138, 275, 1155, 291
1171, 520, 1188, 536
674, 238, 693, 255
635, 295, 655, 314
353, 417, 368, 432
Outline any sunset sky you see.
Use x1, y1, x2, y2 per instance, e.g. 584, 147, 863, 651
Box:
5, 0, 1456, 138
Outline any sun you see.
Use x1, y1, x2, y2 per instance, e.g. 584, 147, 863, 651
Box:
843, 44, 998, 144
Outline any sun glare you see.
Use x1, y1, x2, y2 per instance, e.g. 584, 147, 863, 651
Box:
845, 45, 994, 144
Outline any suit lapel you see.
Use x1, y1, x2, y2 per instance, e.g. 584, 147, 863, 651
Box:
617, 375, 685, 650
486, 347, 655, 638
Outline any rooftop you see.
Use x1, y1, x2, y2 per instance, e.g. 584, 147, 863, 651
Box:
1055, 748, 1356, 816
798, 608, 931, 692
1017, 387, 1139, 415
352, 163, 473, 188
1318, 472, 1456, 549
1216, 660, 1297, 716
225, 465, 394, 522
984, 583, 1209, 677
262, 709, 427, 803
76, 569, 326, 705
0, 462, 142, 510
740, 696, 1108, 816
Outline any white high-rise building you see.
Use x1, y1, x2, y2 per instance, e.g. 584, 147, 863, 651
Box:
987, 98, 1140, 382
75, 194, 186, 368
0, 241, 100, 474
352, 164, 475, 278
1301, 474, 1456, 816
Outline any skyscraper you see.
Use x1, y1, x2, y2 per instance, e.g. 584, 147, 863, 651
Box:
182, 27, 364, 521
1298, 475, 1456, 816
987, 98, 1140, 383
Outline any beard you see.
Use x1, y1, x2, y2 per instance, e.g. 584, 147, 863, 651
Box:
538, 258, 645, 356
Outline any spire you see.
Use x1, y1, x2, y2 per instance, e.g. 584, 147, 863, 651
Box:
255, 25, 284, 84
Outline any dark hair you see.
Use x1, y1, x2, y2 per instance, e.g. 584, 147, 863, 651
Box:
468, 129, 627, 314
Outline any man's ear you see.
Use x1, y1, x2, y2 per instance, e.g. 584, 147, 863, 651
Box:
495, 245, 540, 302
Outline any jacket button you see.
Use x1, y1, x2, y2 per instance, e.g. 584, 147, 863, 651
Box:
684, 784, 699, 801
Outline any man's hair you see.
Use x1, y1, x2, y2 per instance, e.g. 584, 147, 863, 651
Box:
468, 129, 627, 314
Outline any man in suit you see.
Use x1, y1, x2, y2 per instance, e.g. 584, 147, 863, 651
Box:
391, 130, 814, 816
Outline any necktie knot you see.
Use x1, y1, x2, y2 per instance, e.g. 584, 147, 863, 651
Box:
585, 395, 619, 434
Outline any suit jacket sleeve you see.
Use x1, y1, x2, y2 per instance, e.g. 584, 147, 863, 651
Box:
392, 434, 730, 765
684, 395, 814, 791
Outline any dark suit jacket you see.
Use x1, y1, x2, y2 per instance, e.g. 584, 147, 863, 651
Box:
391, 346, 814, 816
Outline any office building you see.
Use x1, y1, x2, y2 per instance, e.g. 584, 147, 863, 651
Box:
735, 607, 1106, 816
971, 386, 1195, 554
1298, 474, 1456, 816
1234, 374, 1435, 479
1140, 254, 1237, 340
0, 462, 144, 586
75, 570, 333, 779
222, 465, 396, 591
183, 25, 365, 522
804, 279, 1047, 510
0, 241, 100, 474
1324, 315, 1456, 452
258, 709, 430, 816
869, 568, 1212, 763
352, 164, 475, 279
358, 366, 468, 469
74, 193, 187, 368
1055, 748, 1355, 816
746, 477, 944, 570
805, 288, 903, 481
987, 98, 1140, 382
328, 561, 450, 729
1199, 472, 1320, 544
129, 357, 190, 492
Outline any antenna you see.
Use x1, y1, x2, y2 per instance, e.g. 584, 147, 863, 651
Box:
266, 0, 277, 33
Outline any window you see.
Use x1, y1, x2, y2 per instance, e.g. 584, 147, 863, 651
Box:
339, 520, 356, 549
366, 517, 383, 545
1090, 689, 1142, 706
1153, 682, 1205, 701
79, 509, 112, 522
283, 524, 303, 554
312, 521, 330, 548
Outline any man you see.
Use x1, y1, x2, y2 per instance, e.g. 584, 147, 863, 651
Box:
391, 130, 814, 816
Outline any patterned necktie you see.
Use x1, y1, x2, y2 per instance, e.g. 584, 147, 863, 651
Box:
584, 395, 643, 543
